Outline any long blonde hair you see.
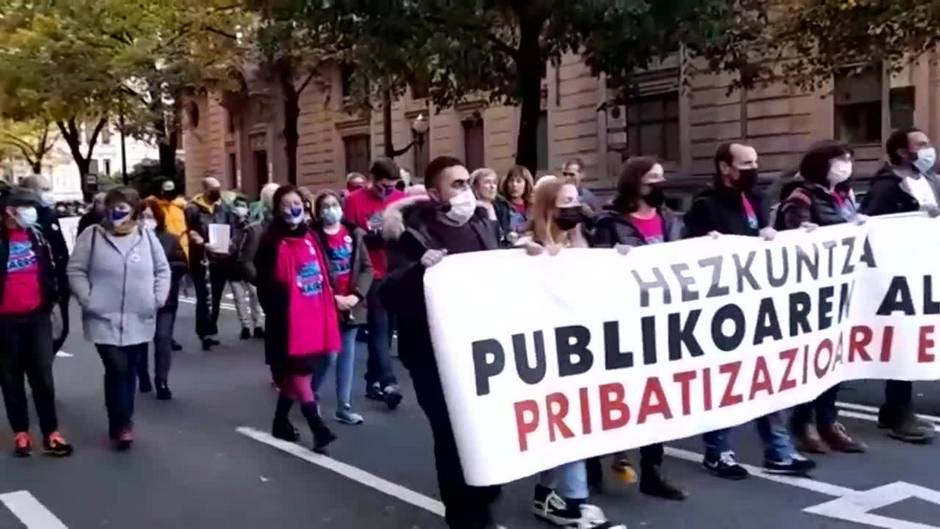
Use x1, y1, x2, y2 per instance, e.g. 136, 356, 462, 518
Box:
527, 179, 588, 248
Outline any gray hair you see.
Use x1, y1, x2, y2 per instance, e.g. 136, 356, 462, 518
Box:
470, 168, 498, 189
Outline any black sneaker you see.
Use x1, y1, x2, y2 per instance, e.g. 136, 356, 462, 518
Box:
240, 328, 251, 340
272, 420, 301, 443
383, 384, 403, 410
155, 381, 173, 401
532, 490, 626, 528
764, 454, 816, 475
703, 451, 750, 480
171, 340, 183, 352
139, 376, 153, 394
254, 327, 265, 339
201, 338, 220, 351
365, 383, 385, 401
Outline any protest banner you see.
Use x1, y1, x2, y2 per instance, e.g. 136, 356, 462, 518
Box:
423, 214, 940, 486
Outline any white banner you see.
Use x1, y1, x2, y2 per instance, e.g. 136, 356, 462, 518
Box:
424, 214, 940, 486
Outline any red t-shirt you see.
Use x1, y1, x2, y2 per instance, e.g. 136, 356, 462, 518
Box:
630, 213, 665, 244
0, 229, 42, 315
325, 226, 354, 296
343, 187, 405, 280
511, 201, 527, 216
275, 233, 341, 357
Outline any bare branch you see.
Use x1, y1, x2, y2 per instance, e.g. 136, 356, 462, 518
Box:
296, 69, 318, 96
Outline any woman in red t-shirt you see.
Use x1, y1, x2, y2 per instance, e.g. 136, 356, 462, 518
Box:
255, 186, 341, 454
311, 191, 374, 426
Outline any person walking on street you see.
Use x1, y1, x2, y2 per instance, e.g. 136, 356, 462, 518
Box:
520, 178, 629, 528
344, 158, 406, 409
255, 186, 340, 454
0, 188, 73, 458
78, 192, 106, 235
67, 188, 171, 451
185, 177, 236, 351
592, 157, 688, 500
136, 198, 187, 401
775, 141, 869, 454
312, 191, 373, 425
150, 179, 190, 262
382, 156, 503, 529
229, 195, 264, 340
862, 127, 940, 444
685, 142, 816, 479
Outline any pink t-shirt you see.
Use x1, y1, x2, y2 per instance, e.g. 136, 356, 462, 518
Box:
325, 226, 353, 296
276, 233, 341, 357
741, 194, 758, 230
630, 213, 665, 244
0, 229, 41, 315
344, 187, 405, 279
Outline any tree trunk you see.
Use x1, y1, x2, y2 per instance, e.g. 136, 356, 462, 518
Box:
57, 117, 106, 201
514, 14, 544, 174
277, 60, 300, 186
30, 160, 41, 174
383, 88, 395, 158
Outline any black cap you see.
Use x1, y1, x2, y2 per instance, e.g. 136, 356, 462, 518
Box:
0, 187, 40, 208
370, 158, 401, 182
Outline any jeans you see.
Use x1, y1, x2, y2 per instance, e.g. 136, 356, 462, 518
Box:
96, 343, 147, 438
191, 261, 228, 338
0, 314, 58, 436
365, 280, 396, 388
230, 280, 263, 329
313, 326, 360, 407
539, 460, 588, 500
411, 363, 500, 528
703, 411, 795, 461
139, 308, 177, 383
792, 384, 840, 432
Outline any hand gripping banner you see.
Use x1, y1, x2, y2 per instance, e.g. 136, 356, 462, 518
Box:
424, 214, 940, 486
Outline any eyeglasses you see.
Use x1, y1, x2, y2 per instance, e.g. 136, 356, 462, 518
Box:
562, 171, 576, 178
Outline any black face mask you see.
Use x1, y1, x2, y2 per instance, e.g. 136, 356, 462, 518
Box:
555, 206, 587, 231
734, 169, 758, 192
643, 185, 665, 208
207, 190, 221, 202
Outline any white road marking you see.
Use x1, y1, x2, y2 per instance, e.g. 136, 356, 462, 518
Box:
236, 426, 445, 518
55, 351, 73, 358
837, 401, 940, 425
838, 409, 940, 433
0, 490, 68, 529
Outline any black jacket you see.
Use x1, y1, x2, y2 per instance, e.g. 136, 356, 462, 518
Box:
156, 230, 187, 311
684, 185, 768, 237
314, 221, 374, 326
77, 209, 103, 235
491, 197, 515, 245
592, 207, 685, 247
862, 163, 940, 216
380, 198, 499, 371
777, 181, 856, 229
0, 226, 59, 314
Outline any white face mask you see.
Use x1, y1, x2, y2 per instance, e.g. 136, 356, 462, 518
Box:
15, 207, 38, 229
143, 219, 158, 231
234, 206, 250, 218
827, 159, 853, 185
445, 188, 477, 225
40, 191, 55, 207
914, 147, 937, 174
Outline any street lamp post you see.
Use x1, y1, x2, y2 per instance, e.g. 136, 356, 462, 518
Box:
390, 113, 429, 157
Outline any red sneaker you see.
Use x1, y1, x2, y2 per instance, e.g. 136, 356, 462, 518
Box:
43, 432, 74, 457
115, 429, 134, 451
13, 432, 32, 458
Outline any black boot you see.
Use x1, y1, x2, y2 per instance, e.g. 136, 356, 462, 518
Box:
640, 465, 688, 501
139, 375, 153, 394
171, 339, 183, 352
272, 397, 300, 442
155, 379, 173, 401
301, 402, 336, 454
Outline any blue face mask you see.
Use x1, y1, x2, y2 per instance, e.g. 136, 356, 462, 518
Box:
914, 147, 937, 174
110, 208, 131, 226
321, 207, 343, 226
283, 207, 304, 226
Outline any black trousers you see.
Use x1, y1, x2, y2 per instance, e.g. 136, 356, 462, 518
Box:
883, 380, 913, 418
191, 261, 228, 338
138, 308, 177, 383
410, 363, 500, 529
96, 343, 146, 439
0, 313, 58, 436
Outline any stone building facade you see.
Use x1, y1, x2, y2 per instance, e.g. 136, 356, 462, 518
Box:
182, 53, 939, 201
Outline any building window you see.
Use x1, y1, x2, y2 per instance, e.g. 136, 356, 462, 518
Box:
101, 125, 111, 145
462, 114, 485, 171
413, 130, 430, 181
344, 135, 371, 175
536, 111, 549, 170
890, 86, 915, 130
103, 159, 111, 176
625, 92, 680, 161
834, 67, 882, 144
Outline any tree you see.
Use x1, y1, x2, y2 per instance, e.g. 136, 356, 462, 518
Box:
289, 0, 767, 173
0, 119, 57, 174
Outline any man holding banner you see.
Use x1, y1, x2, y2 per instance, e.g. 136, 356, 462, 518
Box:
381, 156, 504, 529
862, 127, 940, 443
684, 142, 815, 478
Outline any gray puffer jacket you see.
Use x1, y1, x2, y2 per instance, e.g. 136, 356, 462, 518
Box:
67, 225, 171, 346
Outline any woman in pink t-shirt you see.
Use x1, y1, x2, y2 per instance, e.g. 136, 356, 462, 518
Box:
255, 186, 341, 454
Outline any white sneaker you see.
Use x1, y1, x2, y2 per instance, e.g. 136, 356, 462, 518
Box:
533, 491, 626, 528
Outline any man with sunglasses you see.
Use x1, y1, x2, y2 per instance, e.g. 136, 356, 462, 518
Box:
562, 158, 603, 211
